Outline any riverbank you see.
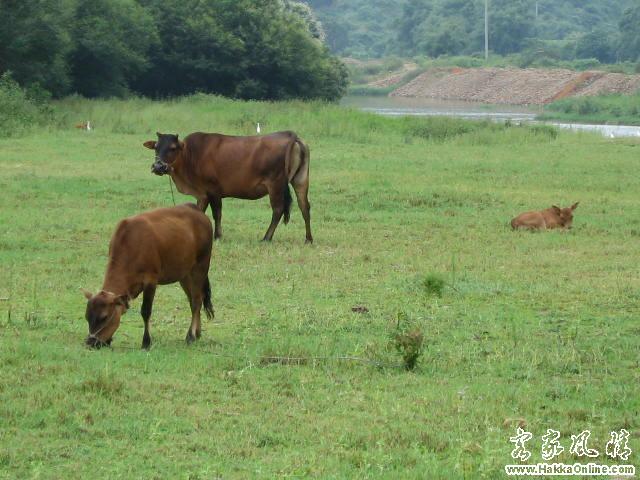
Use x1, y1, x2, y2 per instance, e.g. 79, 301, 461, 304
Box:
390, 67, 640, 105
342, 95, 640, 137
540, 93, 640, 126
347, 57, 640, 105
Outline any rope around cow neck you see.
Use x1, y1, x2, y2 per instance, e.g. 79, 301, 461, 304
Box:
168, 176, 176, 206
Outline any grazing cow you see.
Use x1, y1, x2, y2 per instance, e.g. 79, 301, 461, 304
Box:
511, 202, 579, 230
82, 204, 214, 349
143, 131, 312, 243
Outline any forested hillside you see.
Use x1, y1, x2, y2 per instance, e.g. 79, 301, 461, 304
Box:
305, 0, 402, 57
0, 0, 347, 100
306, 0, 640, 62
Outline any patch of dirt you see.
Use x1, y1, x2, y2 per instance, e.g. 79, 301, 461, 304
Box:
367, 62, 418, 88
574, 72, 640, 97
390, 67, 640, 105
351, 305, 369, 314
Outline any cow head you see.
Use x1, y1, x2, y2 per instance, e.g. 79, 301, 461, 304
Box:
143, 132, 184, 176
82, 289, 129, 348
551, 202, 579, 228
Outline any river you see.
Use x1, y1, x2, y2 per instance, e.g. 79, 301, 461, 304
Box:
341, 96, 640, 138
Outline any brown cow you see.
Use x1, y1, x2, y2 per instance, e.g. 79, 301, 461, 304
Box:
82, 204, 214, 349
142, 131, 312, 243
511, 202, 579, 230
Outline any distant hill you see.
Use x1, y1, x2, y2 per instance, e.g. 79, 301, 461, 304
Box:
304, 0, 402, 57
306, 0, 637, 61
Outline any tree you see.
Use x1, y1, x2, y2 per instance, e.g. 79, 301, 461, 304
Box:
618, 4, 640, 61
136, 0, 347, 100
69, 0, 159, 97
576, 29, 617, 63
489, 0, 535, 55
0, 0, 76, 96
282, 0, 326, 41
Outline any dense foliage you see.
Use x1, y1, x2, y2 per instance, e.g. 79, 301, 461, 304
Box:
0, 0, 347, 100
306, 0, 401, 57
619, 4, 640, 62
306, 0, 639, 61
0, 73, 53, 136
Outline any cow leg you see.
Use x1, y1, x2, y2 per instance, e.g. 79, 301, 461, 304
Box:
208, 195, 223, 240
181, 277, 202, 344
197, 197, 209, 212
292, 181, 312, 244
262, 186, 286, 242
140, 285, 156, 350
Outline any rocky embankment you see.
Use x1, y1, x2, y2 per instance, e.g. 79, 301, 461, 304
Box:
388, 67, 640, 105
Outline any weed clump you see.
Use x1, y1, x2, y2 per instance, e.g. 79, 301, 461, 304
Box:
423, 273, 446, 297
392, 311, 425, 371
393, 328, 424, 371
79, 368, 124, 397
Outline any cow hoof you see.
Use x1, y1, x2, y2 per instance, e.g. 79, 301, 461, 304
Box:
141, 339, 151, 350
305, 238, 313, 245
185, 332, 196, 344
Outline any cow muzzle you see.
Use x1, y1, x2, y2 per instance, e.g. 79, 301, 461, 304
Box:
151, 160, 170, 176
85, 335, 112, 349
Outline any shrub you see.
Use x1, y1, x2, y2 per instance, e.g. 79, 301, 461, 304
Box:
392, 311, 425, 371
0, 73, 44, 137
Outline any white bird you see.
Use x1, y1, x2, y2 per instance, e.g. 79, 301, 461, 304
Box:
609, 132, 615, 139
86, 120, 92, 131
256, 122, 261, 134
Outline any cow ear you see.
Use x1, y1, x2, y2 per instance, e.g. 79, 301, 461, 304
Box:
178, 140, 185, 150
552, 205, 561, 214
143, 140, 156, 150
81, 288, 93, 300
115, 295, 130, 309
571, 202, 579, 210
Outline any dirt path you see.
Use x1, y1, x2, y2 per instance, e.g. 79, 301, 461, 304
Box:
390, 67, 640, 105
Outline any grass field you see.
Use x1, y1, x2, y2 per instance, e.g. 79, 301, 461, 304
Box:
1, 95, 639, 479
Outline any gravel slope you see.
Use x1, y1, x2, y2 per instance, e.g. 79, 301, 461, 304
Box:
390, 67, 640, 105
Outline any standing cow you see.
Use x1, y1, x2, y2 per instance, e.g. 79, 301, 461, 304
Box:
143, 131, 312, 243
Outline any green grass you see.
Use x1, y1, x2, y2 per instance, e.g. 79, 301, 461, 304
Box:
1, 95, 639, 478
540, 93, 640, 125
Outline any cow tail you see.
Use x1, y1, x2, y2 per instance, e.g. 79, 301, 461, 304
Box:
282, 135, 299, 225
283, 185, 292, 224
202, 277, 214, 320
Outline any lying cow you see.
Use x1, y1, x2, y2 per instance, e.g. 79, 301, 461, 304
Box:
143, 131, 312, 243
83, 204, 214, 349
511, 202, 579, 230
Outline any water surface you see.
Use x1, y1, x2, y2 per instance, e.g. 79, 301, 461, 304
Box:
342, 96, 640, 138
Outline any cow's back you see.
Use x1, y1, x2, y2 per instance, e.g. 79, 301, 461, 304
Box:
109, 204, 212, 284
511, 211, 546, 230
184, 131, 297, 197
